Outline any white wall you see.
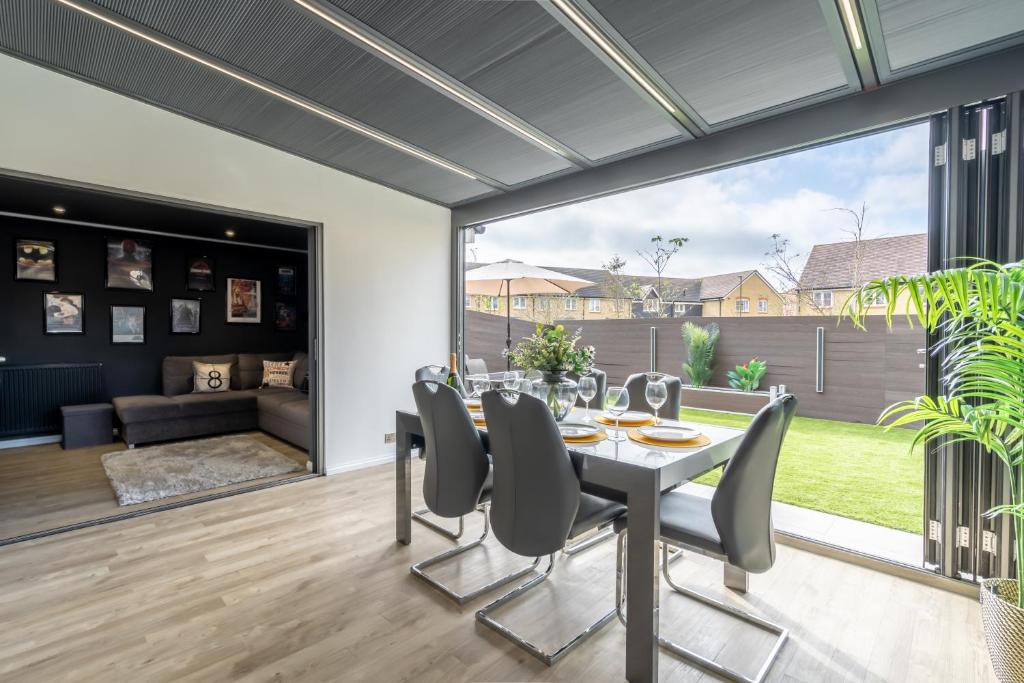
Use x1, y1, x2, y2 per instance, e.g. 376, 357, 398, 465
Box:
0, 54, 451, 474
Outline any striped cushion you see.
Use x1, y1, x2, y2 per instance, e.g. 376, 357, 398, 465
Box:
262, 360, 296, 388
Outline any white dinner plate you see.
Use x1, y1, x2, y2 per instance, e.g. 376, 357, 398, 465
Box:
558, 422, 600, 438
637, 425, 700, 442
601, 410, 651, 423
464, 398, 481, 409
469, 411, 485, 421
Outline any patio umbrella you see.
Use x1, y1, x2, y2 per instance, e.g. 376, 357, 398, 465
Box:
465, 259, 593, 370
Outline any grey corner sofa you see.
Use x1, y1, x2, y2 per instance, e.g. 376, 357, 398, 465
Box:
112, 351, 310, 450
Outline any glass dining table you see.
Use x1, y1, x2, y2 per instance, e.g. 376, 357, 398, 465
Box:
394, 405, 746, 683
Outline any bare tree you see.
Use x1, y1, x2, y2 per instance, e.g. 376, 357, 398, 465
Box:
832, 202, 868, 290
600, 255, 642, 318
762, 234, 825, 315
636, 235, 688, 315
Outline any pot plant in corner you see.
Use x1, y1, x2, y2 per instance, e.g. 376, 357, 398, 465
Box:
507, 324, 595, 421
727, 358, 768, 392
845, 260, 1024, 682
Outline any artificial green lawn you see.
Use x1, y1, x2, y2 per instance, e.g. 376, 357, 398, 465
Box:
686, 408, 925, 534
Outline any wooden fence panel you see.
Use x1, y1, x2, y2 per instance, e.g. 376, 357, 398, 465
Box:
466, 311, 925, 424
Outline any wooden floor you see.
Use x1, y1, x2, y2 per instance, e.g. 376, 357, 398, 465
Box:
0, 432, 309, 540
0, 459, 995, 682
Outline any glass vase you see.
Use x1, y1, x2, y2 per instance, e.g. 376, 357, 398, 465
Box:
533, 371, 578, 421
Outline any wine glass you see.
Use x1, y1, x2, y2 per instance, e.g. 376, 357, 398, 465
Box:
502, 371, 520, 390
605, 386, 630, 442
470, 374, 490, 399
645, 379, 668, 423
578, 376, 598, 421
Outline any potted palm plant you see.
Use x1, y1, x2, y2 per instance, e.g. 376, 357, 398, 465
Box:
845, 260, 1024, 682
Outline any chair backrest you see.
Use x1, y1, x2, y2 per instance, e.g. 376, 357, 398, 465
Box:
412, 381, 489, 518
481, 390, 580, 557
624, 372, 682, 417
465, 357, 489, 376
711, 394, 797, 573
569, 367, 607, 409
415, 365, 468, 398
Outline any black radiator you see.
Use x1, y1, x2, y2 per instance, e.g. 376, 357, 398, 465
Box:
0, 363, 105, 438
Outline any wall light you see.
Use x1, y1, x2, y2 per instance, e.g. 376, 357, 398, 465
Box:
53, 0, 479, 181
224, 229, 237, 238
52, 205, 67, 216
840, 0, 863, 50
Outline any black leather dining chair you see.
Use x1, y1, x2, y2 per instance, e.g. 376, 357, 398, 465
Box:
624, 371, 682, 419
415, 364, 469, 398
613, 394, 797, 683
477, 389, 626, 666
409, 381, 536, 604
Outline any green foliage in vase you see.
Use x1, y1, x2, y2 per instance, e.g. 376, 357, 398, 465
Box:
845, 260, 1024, 607
727, 358, 767, 392
681, 321, 719, 388
507, 324, 595, 375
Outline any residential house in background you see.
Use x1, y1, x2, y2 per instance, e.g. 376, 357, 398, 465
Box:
466, 263, 784, 322
792, 234, 927, 315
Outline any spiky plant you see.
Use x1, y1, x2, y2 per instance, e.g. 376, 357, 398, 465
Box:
681, 321, 719, 388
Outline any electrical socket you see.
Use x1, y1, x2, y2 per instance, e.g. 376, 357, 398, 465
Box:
384, 432, 396, 444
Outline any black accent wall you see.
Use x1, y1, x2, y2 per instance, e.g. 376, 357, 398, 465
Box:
1, 216, 308, 399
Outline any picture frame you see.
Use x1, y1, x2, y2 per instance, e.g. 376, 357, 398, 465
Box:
275, 301, 297, 332
226, 277, 261, 324
15, 237, 57, 282
186, 255, 215, 292
43, 292, 84, 334
276, 266, 296, 296
170, 298, 201, 335
110, 305, 146, 344
106, 237, 154, 291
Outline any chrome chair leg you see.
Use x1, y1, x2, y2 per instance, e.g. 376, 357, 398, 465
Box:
562, 527, 614, 556
615, 532, 788, 683
412, 508, 464, 540
476, 553, 617, 666
411, 506, 539, 605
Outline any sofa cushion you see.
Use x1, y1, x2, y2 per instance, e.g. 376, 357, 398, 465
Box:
192, 361, 233, 393
172, 391, 257, 417
257, 392, 309, 425
291, 351, 309, 389
237, 352, 295, 389
114, 395, 180, 423
163, 354, 237, 396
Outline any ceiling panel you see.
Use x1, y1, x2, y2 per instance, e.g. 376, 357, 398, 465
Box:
0, 0, 494, 205
327, 0, 686, 161
88, 0, 570, 187
875, 0, 1024, 72
590, 0, 849, 126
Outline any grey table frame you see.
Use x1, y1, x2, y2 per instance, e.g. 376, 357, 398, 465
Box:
395, 409, 743, 683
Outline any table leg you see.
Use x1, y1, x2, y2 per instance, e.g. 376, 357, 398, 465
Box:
625, 469, 661, 683
396, 414, 413, 545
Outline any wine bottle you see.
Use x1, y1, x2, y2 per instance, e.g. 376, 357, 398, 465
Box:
446, 352, 459, 388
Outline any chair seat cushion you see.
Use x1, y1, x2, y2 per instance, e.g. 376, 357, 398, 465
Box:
478, 469, 494, 504
613, 491, 724, 556
172, 391, 257, 417
570, 493, 626, 539
257, 391, 309, 424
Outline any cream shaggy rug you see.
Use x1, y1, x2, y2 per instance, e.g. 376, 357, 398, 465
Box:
101, 435, 304, 506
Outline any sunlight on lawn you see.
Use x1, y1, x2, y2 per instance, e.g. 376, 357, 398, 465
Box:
686, 408, 924, 534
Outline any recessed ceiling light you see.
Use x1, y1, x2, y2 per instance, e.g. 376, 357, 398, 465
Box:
52, 205, 67, 216
53, 0, 479, 181
224, 229, 236, 238
840, 0, 864, 50
290, 0, 566, 158
549, 0, 677, 115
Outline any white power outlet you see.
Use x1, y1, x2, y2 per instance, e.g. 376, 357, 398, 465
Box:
384, 432, 396, 444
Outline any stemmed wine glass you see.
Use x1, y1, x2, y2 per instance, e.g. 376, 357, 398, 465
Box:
645, 379, 668, 424
470, 374, 491, 400
502, 371, 521, 390
577, 375, 598, 421
605, 386, 630, 442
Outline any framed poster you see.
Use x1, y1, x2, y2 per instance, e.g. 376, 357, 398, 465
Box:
110, 305, 145, 344
226, 277, 261, 324
15, 238, 57, 282
170, 298, 201, 334
186, 256, 215, 292
43, 292, 84, 334
277, 266, 296, 296
275, 302, 297, 331
106, 237, 153, 291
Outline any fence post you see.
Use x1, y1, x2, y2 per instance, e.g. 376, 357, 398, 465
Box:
649, 326, 657, 372
815, 326, 825, 393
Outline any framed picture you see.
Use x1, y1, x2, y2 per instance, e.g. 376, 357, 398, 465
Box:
43, 292, 84, 334
275, 301, 297, 331
277, 266, 296, 296
170, 298, 201, 334
186, 255, 215, 292
15, 238, 57, 282
110, 305, 145, 344
106, 237, 153, 291
226, 277, 261, 324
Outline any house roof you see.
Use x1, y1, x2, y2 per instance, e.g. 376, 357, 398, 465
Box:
466, 263, 777, 302
798, 234, 927, 290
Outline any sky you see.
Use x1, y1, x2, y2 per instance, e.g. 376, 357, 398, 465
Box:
468, 122, 930, 285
